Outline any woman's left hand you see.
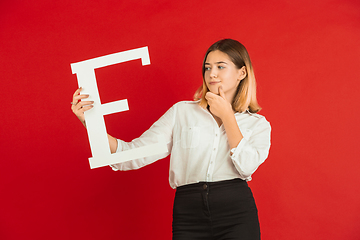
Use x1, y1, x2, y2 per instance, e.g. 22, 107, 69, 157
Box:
205, 86, 233, 120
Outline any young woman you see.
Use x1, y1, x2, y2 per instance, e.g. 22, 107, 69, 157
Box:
71, 39, 271, 240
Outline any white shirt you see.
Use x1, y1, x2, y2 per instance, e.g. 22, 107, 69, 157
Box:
111, 101, 271, 189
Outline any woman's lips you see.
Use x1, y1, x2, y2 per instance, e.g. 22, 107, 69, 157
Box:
209, 81, 221, 85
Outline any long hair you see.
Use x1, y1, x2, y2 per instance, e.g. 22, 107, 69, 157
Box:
194, 39, 261, 113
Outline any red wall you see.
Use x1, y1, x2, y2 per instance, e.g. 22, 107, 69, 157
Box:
1, 0, 360, 239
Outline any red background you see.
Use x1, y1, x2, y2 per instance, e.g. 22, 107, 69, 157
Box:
1, 0, 360, 239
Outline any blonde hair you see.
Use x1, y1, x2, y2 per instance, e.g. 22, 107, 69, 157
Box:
194, 39, 261, 113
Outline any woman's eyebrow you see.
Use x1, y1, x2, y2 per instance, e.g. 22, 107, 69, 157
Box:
205, 61, 228, 65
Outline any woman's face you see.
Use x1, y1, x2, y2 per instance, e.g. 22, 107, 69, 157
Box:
204, 50, 246, 101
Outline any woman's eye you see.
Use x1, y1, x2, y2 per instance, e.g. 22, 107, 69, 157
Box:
205, 67, 211, 71
218, 66, 225, 69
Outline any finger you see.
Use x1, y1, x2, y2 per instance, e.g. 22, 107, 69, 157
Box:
205, 92, 216, 100
79, 105, 93, 112
73, 94, 89, 103
205, 94, 212, 104
218, 86, 226, 100
77, 101, 94, 107
206, 99, 213, 106
72, 102, 93, 114
72, 101, 93, 111
73, 87, 83, 97
72, 88, 86, 105
206, 91, 217, 97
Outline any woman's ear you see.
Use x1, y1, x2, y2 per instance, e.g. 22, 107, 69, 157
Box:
238, 66, 247, 81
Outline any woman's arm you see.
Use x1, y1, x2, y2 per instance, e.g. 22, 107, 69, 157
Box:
205, 86, 271, 179
221, 114, 243, 150
71, 87, 118, 153
205, 86, 243, 149
111, 104, 175, 170
230, 118, 271, 179
107, 134, 118, 153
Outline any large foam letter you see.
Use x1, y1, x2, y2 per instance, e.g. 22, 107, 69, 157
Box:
71, 47, 168, 169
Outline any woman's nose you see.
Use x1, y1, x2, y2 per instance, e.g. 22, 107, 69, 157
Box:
210, 69, 217, 78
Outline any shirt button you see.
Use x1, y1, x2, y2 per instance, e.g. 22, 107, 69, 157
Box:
203, 184, 207, 189
214, 148, 216, 151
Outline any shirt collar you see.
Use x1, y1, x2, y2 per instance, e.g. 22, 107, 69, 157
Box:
235, 109, 261, 118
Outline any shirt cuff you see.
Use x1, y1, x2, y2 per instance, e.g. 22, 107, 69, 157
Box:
115, 139, 123, 153
109, 139, 124, 170
230, 137, 247, 157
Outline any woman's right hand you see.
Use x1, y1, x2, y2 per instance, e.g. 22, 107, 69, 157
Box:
71, 87, 94, 127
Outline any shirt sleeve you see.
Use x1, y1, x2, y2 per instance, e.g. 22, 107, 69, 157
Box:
110, 104, 175, 171
230, 117, 271, 181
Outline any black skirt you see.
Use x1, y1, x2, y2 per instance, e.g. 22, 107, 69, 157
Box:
172, 178, 260, 240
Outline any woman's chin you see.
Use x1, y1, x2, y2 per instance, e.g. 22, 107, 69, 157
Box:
208, 88, 219, 95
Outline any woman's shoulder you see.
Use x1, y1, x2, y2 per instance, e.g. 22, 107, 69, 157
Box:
166, 101, 203, 118
246, 111, 266, 119
171, 100, 201, 110
236, 110, 271, 126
